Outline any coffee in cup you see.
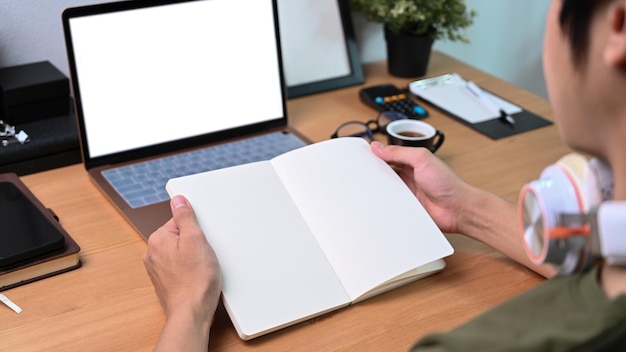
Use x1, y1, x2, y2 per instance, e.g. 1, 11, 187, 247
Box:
386, 119, 445, 152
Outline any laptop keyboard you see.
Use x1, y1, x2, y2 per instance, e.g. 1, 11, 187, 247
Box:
102, 131, 307, 208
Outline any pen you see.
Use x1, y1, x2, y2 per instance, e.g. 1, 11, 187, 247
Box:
465, 81, 515, 126
0, 293, 22, 314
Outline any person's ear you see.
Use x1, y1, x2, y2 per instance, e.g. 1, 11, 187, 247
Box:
604, 1, 626, 68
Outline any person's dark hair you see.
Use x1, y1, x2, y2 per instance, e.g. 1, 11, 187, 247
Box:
559, 0, 613, 66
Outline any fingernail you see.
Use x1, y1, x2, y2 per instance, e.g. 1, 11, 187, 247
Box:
371, 141, 383, 149
170, 195, 190, 211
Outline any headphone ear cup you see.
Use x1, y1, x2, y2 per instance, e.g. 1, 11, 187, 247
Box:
555, 153, 602, 211
537, 162, 584, 219
519, 164, 580, 263
519, 153, 615, 273
518, 153, 590, 265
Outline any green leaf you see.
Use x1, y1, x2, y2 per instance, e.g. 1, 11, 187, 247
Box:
349, 0, 476, 42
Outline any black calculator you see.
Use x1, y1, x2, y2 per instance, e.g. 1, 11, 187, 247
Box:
359, 84, 428, 119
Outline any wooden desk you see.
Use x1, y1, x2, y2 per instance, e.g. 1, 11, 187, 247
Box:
1, 52, 571, 351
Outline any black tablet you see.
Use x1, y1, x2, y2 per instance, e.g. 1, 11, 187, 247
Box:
0, 173, 66, 268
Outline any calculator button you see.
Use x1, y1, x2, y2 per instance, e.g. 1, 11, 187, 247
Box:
359, 85, 429, 119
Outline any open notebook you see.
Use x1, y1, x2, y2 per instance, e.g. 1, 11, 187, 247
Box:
62, 0, 309, 239
167, 138, 454, 339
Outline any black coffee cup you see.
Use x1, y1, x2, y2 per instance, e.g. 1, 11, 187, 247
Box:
386, 119, 445, 152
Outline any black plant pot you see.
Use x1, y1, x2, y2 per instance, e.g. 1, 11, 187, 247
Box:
384, 26, 434, 78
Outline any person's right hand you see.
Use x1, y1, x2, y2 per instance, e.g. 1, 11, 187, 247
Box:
371, 141, 556, 278
370, 141, 472, 234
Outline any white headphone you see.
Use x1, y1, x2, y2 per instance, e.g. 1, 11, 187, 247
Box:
518, 153, 626, 275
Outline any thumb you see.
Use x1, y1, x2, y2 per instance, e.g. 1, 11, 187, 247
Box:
170, 195, 202, 238
371, 140, 429, 166
370, 140, 407, 164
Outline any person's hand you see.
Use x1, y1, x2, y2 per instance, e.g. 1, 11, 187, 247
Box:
371, 141, 555, 278
144, 195, 222, 351
370, 141, 471, 234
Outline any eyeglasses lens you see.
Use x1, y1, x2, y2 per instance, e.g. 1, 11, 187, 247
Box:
377, 111, 408, 132
332, 112, 408, 141
335, 121, 373, 141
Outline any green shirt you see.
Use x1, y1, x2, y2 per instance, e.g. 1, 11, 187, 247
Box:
411, 264, 626, 351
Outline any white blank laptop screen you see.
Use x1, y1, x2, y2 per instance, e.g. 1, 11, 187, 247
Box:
67, 0, 284, 159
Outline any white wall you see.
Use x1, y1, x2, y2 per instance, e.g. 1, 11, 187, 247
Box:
0, 0, 115, 77
440, 0, 549, 99
0, 0, 549, 99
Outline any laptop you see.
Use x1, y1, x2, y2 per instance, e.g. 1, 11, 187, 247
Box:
62, 0, 310, 239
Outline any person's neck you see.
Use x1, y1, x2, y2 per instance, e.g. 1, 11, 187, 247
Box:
611, 159, 625, 203
601, 264, 626, 299
600, 152, 625, 299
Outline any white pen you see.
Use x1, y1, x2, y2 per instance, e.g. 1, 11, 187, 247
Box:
0, 293, 22, 314
465, 81, 515, 125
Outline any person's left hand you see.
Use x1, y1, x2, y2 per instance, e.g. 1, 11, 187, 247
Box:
144, 195, 222, 351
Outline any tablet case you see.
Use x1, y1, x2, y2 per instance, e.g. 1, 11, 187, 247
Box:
0, 173, 81, 291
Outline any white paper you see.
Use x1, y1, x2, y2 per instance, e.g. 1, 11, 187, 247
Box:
410, 73, 523, 124
167, 162, 349, 339
271, 138, 452, 300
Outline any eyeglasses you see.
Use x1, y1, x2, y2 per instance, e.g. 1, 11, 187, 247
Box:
330, 111, 409, 142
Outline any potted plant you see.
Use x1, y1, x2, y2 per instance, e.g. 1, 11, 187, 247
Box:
349, 0, 476, 77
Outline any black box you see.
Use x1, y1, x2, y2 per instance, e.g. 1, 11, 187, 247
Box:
0, 61, 70, 124
0, 111, 81, 176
